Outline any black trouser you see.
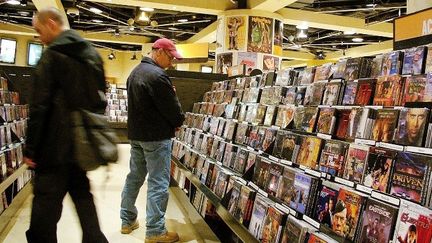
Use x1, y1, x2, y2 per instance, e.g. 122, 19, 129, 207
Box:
26, 164, 108, 243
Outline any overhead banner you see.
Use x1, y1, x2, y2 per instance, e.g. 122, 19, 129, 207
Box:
394, 7, 432, 50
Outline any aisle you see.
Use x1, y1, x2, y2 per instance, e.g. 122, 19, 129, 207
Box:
1, 144, 218, 243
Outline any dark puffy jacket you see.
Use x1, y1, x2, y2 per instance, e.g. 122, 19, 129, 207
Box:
25, 30, 106, 169
127, 57, 184, 141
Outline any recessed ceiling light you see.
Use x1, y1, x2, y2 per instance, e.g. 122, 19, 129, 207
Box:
140, 7, 154, 12
344, 29, 356, 35
90, 7, 103, 14
168, 27, 178, 30
92, 19, 103, 23
6, 0, 20, 5
178, 19, 188, 23
352, 37, 364, 42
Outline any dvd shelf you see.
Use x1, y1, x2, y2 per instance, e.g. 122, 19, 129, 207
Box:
106, 84, 127, 123
0, 75, 32, 232
172, 43, 432, 243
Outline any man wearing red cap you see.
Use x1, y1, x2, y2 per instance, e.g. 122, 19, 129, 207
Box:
120, 38, 184, 243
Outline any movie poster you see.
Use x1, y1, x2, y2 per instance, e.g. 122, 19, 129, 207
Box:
263, 54, 280, 71
225, 16, 246, 51
273, 20, 283, 56
238, 52, 258, 75
248, 16, 273, 54
216, 52, 233, 74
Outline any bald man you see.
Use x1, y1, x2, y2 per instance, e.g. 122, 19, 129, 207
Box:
24, 8, 108, 243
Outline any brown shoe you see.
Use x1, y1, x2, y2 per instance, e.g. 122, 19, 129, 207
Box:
145, 231, 179, 243
121, 220, 139, 234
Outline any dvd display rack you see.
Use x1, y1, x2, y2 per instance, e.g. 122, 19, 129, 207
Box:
0, 75, 32, 234
171, 43, 432, 243
106, 83, 128, 123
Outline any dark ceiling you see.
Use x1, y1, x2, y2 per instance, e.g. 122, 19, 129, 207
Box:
0, 0, 407, 57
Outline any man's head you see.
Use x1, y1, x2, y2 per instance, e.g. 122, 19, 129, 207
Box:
332, 200, 347, 236
33, 8, 67, 45
151, 38, 182, 69
406, 108, 427, 143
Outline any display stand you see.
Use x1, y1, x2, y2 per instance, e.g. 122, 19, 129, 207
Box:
171, 157, 259, 243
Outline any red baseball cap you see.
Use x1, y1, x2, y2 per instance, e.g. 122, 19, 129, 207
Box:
152, 38, 183, 60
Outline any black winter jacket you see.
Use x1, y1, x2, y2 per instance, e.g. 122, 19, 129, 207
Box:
127, 57, 184, 141
25, 30, 106, 169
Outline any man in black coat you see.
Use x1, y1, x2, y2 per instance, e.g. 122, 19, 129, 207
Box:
24, 8, 108, 243
120, 38, 184, 243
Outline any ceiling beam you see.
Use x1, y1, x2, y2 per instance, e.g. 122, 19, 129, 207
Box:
0, 22, 35, 36
249, 0, 298, 13
281, 60, 307, 68
325, 40, 393, 59
277, 8, 393, 37
186, 21, 217, 43
31, 0, 70, 28
85, 0, 234, 15
282, 50, 315, 60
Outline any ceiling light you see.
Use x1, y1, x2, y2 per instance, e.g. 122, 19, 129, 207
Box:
352, 37, 364, 42
131, 52, 137, 60
6, 0, 20, 5
168, 27, 178, 30
108, 51, 116, 60
92, 19, 103, 23
343, 29, 356, 35
140, 7, 154, 12
114, 28, 120, 36
172, 6, 177, 10
17, 11, 30, 16
296, 22, 308, 30
297, 29, 308, 39
366, 3, 377, 7
138, 11, 150, 22
129, 26, 135, 31
90, 7, 103, 14
178, 19, 188, 23
20, 0, 27, 6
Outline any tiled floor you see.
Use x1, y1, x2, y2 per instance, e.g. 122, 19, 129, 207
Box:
1, 144, 219, 243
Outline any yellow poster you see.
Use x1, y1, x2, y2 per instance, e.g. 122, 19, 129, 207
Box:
225, 16, 246, 51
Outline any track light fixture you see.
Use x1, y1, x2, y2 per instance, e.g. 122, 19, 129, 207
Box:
108, 51, 116, 60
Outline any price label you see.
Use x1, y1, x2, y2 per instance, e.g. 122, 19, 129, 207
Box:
355, 139, 376, 146
269, 155, 279, 162
334, 177, 355, 188
303, 215, 320, 229
248, 182, 259, 191
405, 146, 432, 155
317, 133, 332, 140
280, 159, 293, 166
305, 168, 321, 178
371, 191, 400, 206
377, 142, 404, 151
356, 184, 373, 194
258, 189, 268, 198
275, 203, 291, 215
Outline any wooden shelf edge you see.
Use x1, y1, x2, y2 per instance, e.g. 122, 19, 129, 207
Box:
0, 182, 32, 241
0, 165, 28, 194
171, 157, 259, 243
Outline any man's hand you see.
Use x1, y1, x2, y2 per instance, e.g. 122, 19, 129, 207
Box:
24, 156, 37, 169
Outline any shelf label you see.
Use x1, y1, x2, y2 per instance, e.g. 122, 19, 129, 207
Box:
305, 168, 321, 178
268, 155, 279, 162
318, 105, 330, 108
356, 184, 373, 194
405, 146, 432, 155
271, 125, 281, 130
258, 188, 268, 198
279, 159, 293, 166
299, 165, 308, 171
257, 150, 265, 155
246, 146, 255, 151
377, 142, 404, 151
321, 172, 328, 178
317, 133, 332, 140
355, 138, 376, 146
334, 176, 355, 188
275, 203, 291, 215
365, 105, 383, 109
248, 182, 260, 191
303, 215, 320, 229
371, 191, 400, 206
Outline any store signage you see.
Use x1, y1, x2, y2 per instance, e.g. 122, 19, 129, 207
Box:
394, 7, 432, 49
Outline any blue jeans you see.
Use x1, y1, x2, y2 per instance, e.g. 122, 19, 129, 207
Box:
120, 139, 172, 237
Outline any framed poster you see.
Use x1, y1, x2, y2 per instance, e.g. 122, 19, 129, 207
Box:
0, 38, 17, 64
27, 42, 43, 66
